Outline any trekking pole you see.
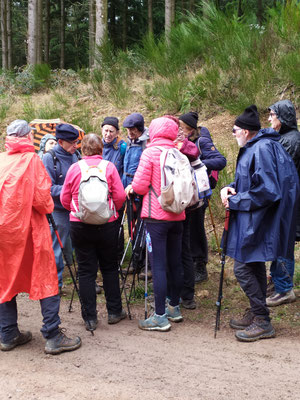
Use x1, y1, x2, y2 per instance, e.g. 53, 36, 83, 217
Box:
144, 243, 148, 320
68, 253, 77, 312
47, 214, 94, 336
117, 204, 132, 320
214, 208, 230, 339
208, 199, 220, 254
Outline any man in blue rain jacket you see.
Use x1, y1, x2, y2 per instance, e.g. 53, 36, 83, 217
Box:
221, 105, 299, 343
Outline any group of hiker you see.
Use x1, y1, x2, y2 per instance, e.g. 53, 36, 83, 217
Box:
0, 99, 299, 354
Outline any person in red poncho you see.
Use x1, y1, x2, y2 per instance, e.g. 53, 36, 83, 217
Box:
0, 120, 81, 355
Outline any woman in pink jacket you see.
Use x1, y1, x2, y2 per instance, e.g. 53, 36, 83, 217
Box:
126, 117, 185, 332
61, 134, 126, 331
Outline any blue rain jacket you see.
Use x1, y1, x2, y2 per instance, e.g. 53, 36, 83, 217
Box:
102, 136, 127, 177
225, 128, 299, 263
122, 128, 149, 188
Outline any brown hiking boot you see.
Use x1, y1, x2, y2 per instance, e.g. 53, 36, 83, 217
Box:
44, 329, 81, 355
235, 316, 275, 342
229, 308, 254, 330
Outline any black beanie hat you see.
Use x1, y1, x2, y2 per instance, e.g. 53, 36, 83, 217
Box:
235, 105, 261, 131
101, 116, 119, 130
179, 112, 198, 130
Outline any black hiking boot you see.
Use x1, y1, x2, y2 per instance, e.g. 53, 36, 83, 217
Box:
235, 316, 275, 342
181, 298, 196, 310
44, 329, 81, 355
0, 331, 32, 351
194, 261, 208, 283
108, 309, 127, 325
229, 308, 255, 330
84, 318, 98, 332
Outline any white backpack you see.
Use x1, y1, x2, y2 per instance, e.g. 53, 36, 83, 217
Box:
151, 147, 195, 214
71, 159, 115, 225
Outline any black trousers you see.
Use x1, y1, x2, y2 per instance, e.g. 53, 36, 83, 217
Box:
189, 204, 208, 264
70, 221, 122, 320
234, 261, 270, 321
180, 213, 195, 301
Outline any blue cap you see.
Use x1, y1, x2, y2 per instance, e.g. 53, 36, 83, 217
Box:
123, 113, 144, 133
55, 124, 79, 141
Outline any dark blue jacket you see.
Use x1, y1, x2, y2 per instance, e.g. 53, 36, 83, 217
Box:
122, 128, 149, 188
102, 136, 127, 177
192, 127, 227, 172
225, 128, 299, 263
43, 143, 79, 211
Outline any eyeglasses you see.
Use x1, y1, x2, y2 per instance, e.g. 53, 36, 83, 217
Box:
66, 139, 80, 145
232, 128, 243, 134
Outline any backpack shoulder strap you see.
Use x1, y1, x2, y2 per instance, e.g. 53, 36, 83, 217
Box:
48, 149, 58, 171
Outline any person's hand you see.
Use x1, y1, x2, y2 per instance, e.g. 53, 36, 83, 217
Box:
220, 187, 236, 208
125, 184, 134, 198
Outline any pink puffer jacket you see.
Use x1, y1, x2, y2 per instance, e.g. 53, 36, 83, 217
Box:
132, 117, 185, 221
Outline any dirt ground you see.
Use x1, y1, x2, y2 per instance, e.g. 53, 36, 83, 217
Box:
1, 293, 299, 400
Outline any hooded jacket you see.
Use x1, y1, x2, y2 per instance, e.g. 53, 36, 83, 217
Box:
132, 118, 185, 221
122, 128, 149, 188
38, 133, 57, 160
225, 128, 299, 263
0, 136, 58, 303
269, 100, 300, 239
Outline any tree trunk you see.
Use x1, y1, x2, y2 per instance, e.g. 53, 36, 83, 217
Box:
28, 0, 37, 65
237, 0, 243, 18
122, 0, 128, 50
171, 0, 175, 26
36, 0, 43, 63
189, 0, 195, 13
165, 0, 172, 41
148, 0, 153, 34
6, 0, 12, 68
89, 0, 96, 67
60, 0, 65, 69
44, 0, 50, 64
95, 0, 107, 48
1, 0, 8, 69
257, 0, 263, 24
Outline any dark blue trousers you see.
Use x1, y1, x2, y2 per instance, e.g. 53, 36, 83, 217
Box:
0, 295, 61, 343
146, 221, 183, 315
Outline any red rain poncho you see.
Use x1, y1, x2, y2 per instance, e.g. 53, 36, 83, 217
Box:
0, 136, 58, 303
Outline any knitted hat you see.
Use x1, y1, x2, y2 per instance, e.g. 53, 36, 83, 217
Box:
123, 113, 144, 133
101, 116, 119, 130
6, 120, 36, 137
179, 112, 198, 130
235, 105, 261, 131
55, 124, 79, 141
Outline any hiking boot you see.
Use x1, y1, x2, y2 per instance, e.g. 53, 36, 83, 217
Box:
138, 267, 152, 281
95, 282, 102, 295
235, 317, 275, 342
44, 329, 81, 355
166, 304, 183, 322
229, 308, 255, 330
138, 313, 171, 332
0, 331, 32, 352
84, 319, 98, 332
108, 309, 127, 325
194, 262, 208, 283
266, 289, 296, 307
181, 298, 196, 310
